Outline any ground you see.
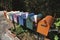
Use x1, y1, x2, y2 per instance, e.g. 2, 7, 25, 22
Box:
0, 11, 11, 40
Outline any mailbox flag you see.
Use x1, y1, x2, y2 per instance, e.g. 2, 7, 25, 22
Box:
37, 15, 53, 36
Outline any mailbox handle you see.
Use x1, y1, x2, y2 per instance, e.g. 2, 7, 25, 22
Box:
41, 20, 47, 27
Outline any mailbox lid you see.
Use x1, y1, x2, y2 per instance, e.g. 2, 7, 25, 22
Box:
37, 13, 43, 22
28, 13, 34, 17
37, 13, 43, 18
28, 13, 35, 21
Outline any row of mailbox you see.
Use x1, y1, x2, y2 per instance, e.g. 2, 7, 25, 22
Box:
4, 11, 54, 36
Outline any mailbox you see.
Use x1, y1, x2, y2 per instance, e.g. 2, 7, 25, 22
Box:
30, 15, 37, 31
26, 17, 33, 30
37, 15, 53, 36
26, 13, 34, 30
9, 11, 20, 21
30, 14, 43, 31
18, 16, 24, 26
21, 12, 28, 19
13, 12, 21, 23
18, 12, 28, 26
37, 13, 43, 22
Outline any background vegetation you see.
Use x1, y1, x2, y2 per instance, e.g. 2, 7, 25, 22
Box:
0, 0, 60, 16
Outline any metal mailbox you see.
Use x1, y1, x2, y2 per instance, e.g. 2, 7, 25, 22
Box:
37, 13, 43, 22
26, 13, 34, 30
18, 12, 28, 26
18, 16, 24, 26
13, 12, 21, 23
9, 11, 20, 21
37, 15, 53, 36
30, 14, 43, 31
26, 17, 33, 30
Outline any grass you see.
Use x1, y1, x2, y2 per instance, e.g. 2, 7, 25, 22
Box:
10, 24, 37, 40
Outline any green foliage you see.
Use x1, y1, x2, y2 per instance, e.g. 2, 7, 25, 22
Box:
15, 25, 24, 35
54, 18, 60, 29
10, 25, 24, 35
54, 35, 59, 40
0, 0, 12, 11
10, 27, 15, 33
24, 0, 48, 13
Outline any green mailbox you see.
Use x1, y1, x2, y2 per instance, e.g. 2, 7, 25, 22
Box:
26, 17, 33, 30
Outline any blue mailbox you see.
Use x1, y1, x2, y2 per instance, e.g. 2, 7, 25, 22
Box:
18, 12, 29, 26
18, 16, 24, 26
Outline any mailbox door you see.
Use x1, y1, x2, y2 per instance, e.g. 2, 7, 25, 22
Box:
26, 18, 33, 30
18, 16, 24, 26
